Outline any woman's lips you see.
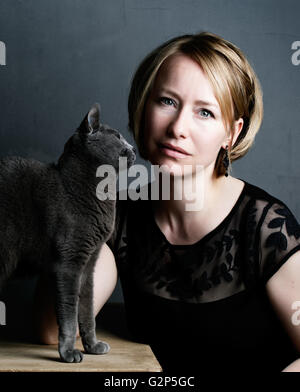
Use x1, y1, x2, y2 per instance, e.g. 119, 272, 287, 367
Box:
158, 143, 191, 159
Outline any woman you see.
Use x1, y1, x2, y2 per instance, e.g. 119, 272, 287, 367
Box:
36, 32, 300, 372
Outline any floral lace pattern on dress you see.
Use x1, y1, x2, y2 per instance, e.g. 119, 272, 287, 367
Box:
109, 182, 300, 303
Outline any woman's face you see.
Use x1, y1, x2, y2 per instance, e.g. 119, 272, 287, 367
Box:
143, 53, 242, 177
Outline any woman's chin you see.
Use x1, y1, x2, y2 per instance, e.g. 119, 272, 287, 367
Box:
150, 158, 194, 177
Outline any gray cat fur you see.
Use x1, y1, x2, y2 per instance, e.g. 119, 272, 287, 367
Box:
0, 103, 136, 362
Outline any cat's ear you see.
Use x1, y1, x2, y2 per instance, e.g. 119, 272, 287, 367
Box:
78, 103, 101, 135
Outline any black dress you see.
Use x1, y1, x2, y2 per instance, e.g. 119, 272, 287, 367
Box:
107, 180, 300, 373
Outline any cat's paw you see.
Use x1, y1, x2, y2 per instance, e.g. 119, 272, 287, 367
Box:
60, 348, 83, 363
84, 340, 110, 355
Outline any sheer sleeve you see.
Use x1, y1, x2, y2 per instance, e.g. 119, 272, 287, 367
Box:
106, 190, 129, 271
258, 201, 300, 284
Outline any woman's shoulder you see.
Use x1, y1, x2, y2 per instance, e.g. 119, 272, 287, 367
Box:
241, 179, 298, 219
240, 179, 300, 238
243, 180, 286, 204
239, 179, 300, 283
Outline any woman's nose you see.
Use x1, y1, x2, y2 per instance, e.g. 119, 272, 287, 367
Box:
167, 109, 189, 138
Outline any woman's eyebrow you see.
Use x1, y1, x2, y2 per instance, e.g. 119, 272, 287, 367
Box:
159, 87, 219, 109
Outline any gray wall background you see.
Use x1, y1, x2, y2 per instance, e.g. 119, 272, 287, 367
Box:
0, 0, 299, 335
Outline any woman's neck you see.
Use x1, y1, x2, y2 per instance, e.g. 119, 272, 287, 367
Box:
151, 170, 231, 242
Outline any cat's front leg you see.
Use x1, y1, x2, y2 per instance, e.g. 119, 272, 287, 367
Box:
78, 248, 110, 355
54, 267, 83, 363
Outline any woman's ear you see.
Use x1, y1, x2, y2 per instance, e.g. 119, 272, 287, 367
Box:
231, 118, 244, 148
222, 118, 244, 150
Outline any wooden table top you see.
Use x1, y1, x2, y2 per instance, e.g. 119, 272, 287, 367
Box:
0, 303, 162, 372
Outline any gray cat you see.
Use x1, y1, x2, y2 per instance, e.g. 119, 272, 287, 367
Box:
0, 103, 136, 362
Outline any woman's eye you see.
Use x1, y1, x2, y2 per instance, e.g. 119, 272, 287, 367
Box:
160, 97, 175, 106
198, 109, 213, 118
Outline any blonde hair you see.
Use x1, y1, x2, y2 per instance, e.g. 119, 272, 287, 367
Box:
128, 31, 263, 176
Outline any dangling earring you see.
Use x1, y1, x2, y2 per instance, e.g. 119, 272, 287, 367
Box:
223, 145, 229, 177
